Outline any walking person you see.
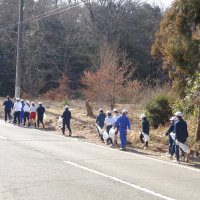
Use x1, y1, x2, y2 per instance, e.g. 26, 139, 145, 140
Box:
96, 108, 106, 141
115, 109, 131, 150
20, 99, 25, 124
113, 108, 120, 144
139, 114, 150, 149
163, 116, 176, 157
36, 102, 45, 129
24, 101, 30, 127
172, 112, 189, 163
61, 105, 72, 136
30, 102, 37, 128
104, 111, 115, 146
13, 98, 22, 125
3, 96, 13, 122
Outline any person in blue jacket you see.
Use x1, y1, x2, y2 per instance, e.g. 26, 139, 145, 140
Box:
96, 108, 106, 141
115, 109, 131, 150
3, 96, 13, 122
61, 105, 72, 136
164, 116, 176, 156
173, 112, 188, 163
20, 99, 25, 124
140, 114, 150, 149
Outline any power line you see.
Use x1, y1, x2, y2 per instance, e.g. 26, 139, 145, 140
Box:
0, 2, 83, 32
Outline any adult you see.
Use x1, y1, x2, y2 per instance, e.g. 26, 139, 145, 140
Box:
36, 102, 45, 129
13, 98, 22, 125
20, 99, 25, 124
96, 108, 106, 141
164, 116, 176, 156
3, 96, 13, 122
140, 114, 150, 149
30, 102, 37, 127
104, 110, 115, 146
112, 108, 120, 144
172, 112, 189, 163
115, 109, 131, 150
24, 101, 30, 126
61, 105, 72, 136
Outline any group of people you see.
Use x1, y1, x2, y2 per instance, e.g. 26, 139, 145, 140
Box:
96, 108, 189, 163
3, 96, 46, 129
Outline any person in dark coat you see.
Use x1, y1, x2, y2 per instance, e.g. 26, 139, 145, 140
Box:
61, 105, 72, 136
96, 108, 106, 141
36, 102, 45, 129
164, 116, 176, 156
173, 112, 188, 163
3, 96, 13, 122
140, 114, 150, 149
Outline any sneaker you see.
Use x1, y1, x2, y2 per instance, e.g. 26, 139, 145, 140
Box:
144, 147, 147, 150
166, 153, 171, 157
173, 160, 180, 164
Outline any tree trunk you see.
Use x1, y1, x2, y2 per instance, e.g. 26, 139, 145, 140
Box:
85, 99, 95, 118
196, 105, 200, 142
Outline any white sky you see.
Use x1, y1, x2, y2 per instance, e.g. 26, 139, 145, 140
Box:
144, 0, 175, 8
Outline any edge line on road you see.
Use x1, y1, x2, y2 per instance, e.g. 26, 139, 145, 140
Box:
64, 160, 176, 200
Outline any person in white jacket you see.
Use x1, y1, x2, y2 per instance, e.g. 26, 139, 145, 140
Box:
13, 98, 22, 125
24, 101, 30, 126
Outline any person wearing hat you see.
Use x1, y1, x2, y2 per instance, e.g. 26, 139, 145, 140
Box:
172, 112, 188, 163
61, 105, 72, 136
23, 101, 31, 126
96, 108, 106, 141
163, 116, 176, 156
13, 98, 22, 125
140, 114, 150, 149
115, 109, 131, 150
30, 102, 37, 127
20, 99, 25, 124
3, 96, 13, 122
104, 110, 115, 146
36, 102, 45, 129
113, 108, 120, 144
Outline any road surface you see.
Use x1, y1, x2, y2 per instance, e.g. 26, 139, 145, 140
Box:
0, 121, 200, 200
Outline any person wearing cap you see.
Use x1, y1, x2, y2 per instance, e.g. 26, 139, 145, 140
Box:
104, 110, 115, 146
30, 102, 37, 127
23, 101, 31, 126
13, 98, 22, 125
96, 108, 106, 141
140, 114, 150, 149
20, 99, 25, 124
3, 96, 13, 122
163, 116, 176, 156
115, 109, 131, 150
113, 109, 120, 144
172, 112, 188, 163
61, 105, 72, 136
36, 102, 45, 129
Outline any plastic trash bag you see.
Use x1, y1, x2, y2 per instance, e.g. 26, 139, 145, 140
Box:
175, 140, 188, 153
43, 113, 47, 122
58, 116, 63, 123
170, 132, 176, 141
142, 132, 150, 142
103, 131, 109, 141
109, 128, 115, 140
97, 126, 103, 136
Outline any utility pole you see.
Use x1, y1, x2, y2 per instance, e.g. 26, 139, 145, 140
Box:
15, 0, 24, 98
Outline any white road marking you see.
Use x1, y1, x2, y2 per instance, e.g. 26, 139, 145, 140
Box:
64, 160, 176, 200
0, 136, 7, 140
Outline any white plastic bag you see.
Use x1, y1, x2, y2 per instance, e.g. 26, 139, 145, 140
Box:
109, 128, 115, 140
103, 131, 109, 141
97, 126, 103, 136
170, 132, 176, 141
175, 140, 188, 153
142, 132, 150, 142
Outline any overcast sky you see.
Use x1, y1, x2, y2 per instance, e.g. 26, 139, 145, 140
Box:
144, 0, 175, 8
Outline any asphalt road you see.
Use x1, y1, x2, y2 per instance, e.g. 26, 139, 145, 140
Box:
0, 121, 200, 200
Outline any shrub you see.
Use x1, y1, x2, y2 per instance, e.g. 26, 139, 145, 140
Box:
145, 95, 172, 128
